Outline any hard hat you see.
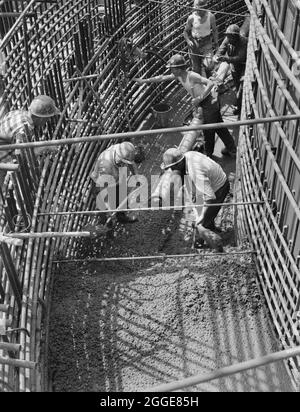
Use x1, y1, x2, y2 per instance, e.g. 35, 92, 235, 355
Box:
29, 95, 60, 118
162, 148, 184, 169
166, 54, 186, 69
115, 142, 136, 164
225, 24, 240, 36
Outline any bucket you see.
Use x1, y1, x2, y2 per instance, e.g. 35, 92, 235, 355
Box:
152, 103, 172, 128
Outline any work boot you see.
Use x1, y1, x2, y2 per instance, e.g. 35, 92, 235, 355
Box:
116, 212, 138, 224
233, 107, 240, 116
193, 238, 205, 249
221, 147, 237, 158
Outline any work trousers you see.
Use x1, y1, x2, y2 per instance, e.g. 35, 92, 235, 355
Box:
201, 179, 230, 228
199, 95, 236, 157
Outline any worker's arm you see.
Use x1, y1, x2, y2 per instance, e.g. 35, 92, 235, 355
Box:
189, 73, 214, 106
223, 42, 247, 64
210, 14, 219, 51
183, 16, 194, 48
133, 74, 175, 85
0, 133, 9, 142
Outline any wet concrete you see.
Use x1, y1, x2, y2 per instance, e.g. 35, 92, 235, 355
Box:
48, 87, 294, 392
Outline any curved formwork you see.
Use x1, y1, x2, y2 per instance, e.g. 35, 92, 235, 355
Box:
238, 0, 300, 385
0, 0, 299, 392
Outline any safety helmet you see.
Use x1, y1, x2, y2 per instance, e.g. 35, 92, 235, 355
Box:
29, 95, 60, 118
115, 141, 136, 164
166, 54, 186, 69
162, 148, 185, 169
225, 24, 240, 36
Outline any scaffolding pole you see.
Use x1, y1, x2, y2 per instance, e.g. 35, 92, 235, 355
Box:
0, 114, 300, 151
144, 346, 300, 392
37, 201, 265, 217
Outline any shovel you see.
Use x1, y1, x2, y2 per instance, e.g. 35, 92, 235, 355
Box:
87, 182, 146, 237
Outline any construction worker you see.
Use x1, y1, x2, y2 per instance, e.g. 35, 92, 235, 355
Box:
0, 94, 60, 161
90, 141, 139, 224
184, 0, 218, 77
133, 54, 236, 158
215, 24, 248, 115
161, 147, 230, 234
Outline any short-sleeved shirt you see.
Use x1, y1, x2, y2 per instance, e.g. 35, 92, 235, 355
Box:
0, 110, 34, 161
184, 151, 227, 201
190, 11, 212, 40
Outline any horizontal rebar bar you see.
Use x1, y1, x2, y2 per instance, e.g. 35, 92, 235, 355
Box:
64, 74, 100, 82
0, 356, 36, 369
65, 118, 102, 127
144, 346, 300, 392
0, 114, 299, 151
0, 304, 8, 313
37, 201, 264, 217
0, 12, 36, 17
53, 250, 256, 264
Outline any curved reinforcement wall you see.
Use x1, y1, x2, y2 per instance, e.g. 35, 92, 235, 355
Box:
238, 0, 300, 384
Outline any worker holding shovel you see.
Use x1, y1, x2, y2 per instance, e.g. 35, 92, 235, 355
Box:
90, 141, 141, 226
133, 54, 236, 158
0, 95, 60, 161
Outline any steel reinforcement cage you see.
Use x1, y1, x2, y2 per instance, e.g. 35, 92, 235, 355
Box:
0, 0, 299, 392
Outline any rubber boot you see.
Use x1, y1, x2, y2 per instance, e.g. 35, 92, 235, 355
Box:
221, 147, 237, 158
116, 211, 138, 224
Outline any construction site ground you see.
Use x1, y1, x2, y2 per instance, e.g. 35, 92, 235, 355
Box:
48, 86, 294, 392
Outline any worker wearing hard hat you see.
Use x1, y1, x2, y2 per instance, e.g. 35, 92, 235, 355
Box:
0, 94, 60, 161
214, 24, 248, 114
184, 0, 219, 77
90, 141, 141, 224
134, 54, 236, 158
161, 147, 230, 234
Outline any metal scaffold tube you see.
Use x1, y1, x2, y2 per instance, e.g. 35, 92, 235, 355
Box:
0, 115, 300, 151
53, 250, 256, 264
37, 201, 265, 217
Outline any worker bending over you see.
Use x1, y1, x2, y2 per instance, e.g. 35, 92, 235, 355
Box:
184, 0, 218, 77
161, 147, 230, 235
0, 95, 60, 161
134, 54, 236, 158
90, 141, 140, 224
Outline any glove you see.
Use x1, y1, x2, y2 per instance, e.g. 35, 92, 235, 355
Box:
134, 146, 145, 164
196, 223, 223, 252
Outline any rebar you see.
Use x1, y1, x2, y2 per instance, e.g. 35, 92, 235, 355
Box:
144, 346, 300, 392
1, 114, 300, 152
